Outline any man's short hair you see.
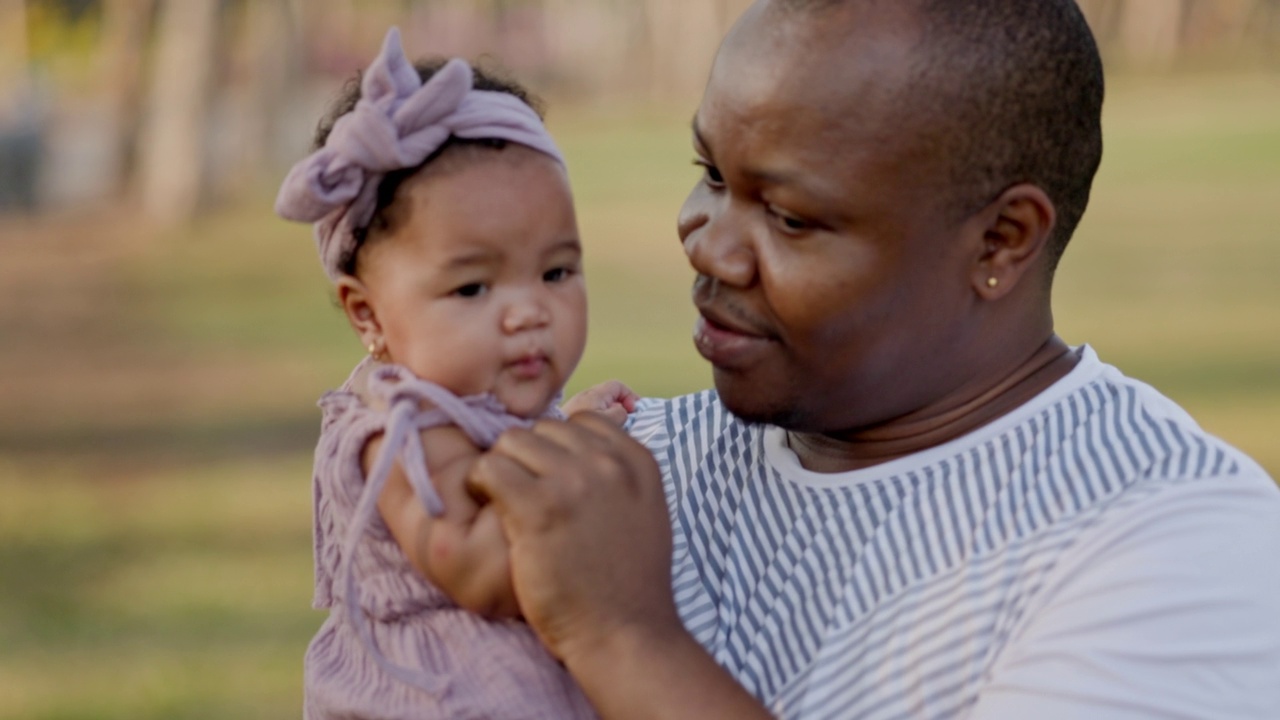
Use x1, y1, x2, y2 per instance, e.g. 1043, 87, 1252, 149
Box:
785, 0, 1105, 271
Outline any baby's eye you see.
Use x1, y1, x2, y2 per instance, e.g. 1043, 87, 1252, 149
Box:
693, 159, 724, 187
453, 283, 487, 298
543, 267, 572, 283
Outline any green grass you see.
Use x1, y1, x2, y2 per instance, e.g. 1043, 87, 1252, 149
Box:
1054, 74, 1280, 468
1, 73, 1278, 717
0, 458, 315, 719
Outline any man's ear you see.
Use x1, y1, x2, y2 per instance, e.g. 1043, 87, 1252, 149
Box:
335, 275, 383, 349
970, 183, 1056, 299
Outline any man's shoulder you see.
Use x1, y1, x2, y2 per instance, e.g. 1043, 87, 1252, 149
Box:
625, 389, 747, 454
1067, 356, 1269, 485
630, 388, 722, 419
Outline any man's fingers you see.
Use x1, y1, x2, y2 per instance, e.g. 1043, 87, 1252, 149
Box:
566, 411, 653, 464
494, 415, 631, 479
488, 425, 579, 479
466, 450, 539, 519
484, 414, 660, 508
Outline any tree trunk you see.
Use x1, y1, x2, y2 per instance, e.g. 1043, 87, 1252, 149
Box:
234, 0, 300, 185
97, 0, 154, 198
1117, 0, 1187, 67
0, 0, 26, 82
642, 0, 721, 101
137, 0, 221, 225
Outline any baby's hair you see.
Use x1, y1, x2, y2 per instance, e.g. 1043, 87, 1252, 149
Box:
313, 59, 546, 277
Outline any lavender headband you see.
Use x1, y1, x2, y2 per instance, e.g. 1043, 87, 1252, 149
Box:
275, 27, 565, 281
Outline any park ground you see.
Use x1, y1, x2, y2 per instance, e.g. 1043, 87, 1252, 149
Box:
1, 74, 1278, 718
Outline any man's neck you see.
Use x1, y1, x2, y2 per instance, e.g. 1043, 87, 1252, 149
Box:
787, 336, 1080, 473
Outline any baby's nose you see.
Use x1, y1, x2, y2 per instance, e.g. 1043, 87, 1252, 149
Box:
501, 300, 550, 333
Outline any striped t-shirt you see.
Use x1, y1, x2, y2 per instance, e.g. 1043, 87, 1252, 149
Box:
627, 346, 1280, 720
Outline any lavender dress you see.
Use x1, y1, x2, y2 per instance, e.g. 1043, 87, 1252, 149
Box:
303, 361, 597, 719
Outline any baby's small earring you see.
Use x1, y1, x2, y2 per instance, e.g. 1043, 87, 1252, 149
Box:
367, 339, 385, 361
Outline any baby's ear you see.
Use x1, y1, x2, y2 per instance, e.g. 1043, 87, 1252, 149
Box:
335, 276, 382, 344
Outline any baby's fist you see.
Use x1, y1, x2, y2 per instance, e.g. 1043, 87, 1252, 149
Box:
562, 380, 640, 425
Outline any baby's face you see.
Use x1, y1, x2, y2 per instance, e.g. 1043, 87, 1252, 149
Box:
361, 147, 587, 418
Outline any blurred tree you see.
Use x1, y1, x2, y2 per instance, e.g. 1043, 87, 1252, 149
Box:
7, 0, 1280, 217
641, 0, 720, 100
232, 0, 301, 184
1118, 0, 1187, 67
97, 0, 153, 197
0, 0, 42, 213
137, 0, 220, 224
1076, 0, 1120, 45
1183, 0, 1265, 52
0, 0, 27, 80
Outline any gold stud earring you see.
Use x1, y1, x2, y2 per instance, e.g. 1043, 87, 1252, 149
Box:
367, 341, 379, 357
986, 277, 999, 289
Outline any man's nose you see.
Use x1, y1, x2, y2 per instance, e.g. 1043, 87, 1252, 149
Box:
681, 199, 757, 289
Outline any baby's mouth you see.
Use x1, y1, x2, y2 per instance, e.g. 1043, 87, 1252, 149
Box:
506, 352, 549, 380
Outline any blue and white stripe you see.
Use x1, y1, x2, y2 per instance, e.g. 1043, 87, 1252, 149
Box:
626, 348, 1256, 719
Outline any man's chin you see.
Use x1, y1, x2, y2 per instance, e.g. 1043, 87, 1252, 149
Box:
713, 379, 807, 430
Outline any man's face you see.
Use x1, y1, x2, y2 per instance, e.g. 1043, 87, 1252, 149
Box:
678, 1, 979, 433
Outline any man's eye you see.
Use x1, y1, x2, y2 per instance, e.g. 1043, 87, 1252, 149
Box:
454, 283, 487, 298
693, 159, 724, 186
768, 205, 810, 233
543, 267, 571, 283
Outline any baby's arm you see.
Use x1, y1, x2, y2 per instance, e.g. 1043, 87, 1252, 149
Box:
364, 427, 518, 618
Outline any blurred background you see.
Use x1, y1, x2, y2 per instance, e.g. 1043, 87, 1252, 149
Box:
0, 0, 1277, 716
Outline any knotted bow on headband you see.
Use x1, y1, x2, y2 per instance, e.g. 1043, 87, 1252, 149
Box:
275, 27, 565, 281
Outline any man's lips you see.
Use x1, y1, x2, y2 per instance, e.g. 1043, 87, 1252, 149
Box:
692, 306, 776, 368
693, 298, 775, 340
690, 275, 775, 340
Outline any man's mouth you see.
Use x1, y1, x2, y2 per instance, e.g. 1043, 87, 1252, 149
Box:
695, 305, 771, 339
691, 276, 778, 368
691, 276, 775, 339
692, 309, 776, 368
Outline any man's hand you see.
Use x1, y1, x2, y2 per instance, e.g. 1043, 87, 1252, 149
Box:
466, 411, 675, 660
466, 413, 773, 719
561, 380, 640, 425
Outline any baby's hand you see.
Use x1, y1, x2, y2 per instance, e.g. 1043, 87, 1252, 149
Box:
562, 380, 640, 425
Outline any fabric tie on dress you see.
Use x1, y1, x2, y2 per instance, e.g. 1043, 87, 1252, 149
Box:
338, 364, 560, 696
274, 26, 565, 281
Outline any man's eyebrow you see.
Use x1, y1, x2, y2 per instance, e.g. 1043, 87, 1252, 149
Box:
689, 113, 837, 204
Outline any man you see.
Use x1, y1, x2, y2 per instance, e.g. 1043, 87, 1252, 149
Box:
469, 0, 1280, 717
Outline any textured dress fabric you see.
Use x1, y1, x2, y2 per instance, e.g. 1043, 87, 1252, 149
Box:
303, 361, 596, 720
